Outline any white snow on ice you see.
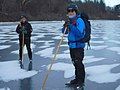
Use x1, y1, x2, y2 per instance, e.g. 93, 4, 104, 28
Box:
48, 62, 74, 78
0, 45, 11, 50
107, 47, 120, 54
49, 62, 120, 83
86, 64, 120, 83
116, 85, 120, 90
0, 60, 38, 82
0, 87, 10, 90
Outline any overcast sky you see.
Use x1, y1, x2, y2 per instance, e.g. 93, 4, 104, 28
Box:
104, 0, 120, 7
72, 0, 120, 7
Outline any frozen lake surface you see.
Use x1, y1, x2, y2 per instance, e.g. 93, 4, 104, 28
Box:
0, 20, 120, 90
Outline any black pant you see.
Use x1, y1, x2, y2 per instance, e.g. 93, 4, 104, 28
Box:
70, 48, 85, 83
19, 37, 32, 60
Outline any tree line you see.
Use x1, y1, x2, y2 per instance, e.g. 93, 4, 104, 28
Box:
0, 0, 119, 22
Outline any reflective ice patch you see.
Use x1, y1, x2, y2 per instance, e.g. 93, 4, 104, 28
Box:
11, 44, 35, 54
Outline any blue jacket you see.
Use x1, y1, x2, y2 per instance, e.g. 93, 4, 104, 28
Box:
62, 15, 85, 48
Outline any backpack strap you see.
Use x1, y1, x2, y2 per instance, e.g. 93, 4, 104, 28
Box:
87, 41, 91, 50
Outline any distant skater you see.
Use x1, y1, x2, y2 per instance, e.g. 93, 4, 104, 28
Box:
16, 16, 33, 63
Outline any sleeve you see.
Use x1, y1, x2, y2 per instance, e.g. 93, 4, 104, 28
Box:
16, 24, 22, 34
28, 23, 33, 33
69, 18, 85, 37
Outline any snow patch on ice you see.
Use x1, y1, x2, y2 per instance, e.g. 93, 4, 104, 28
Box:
116, 85, 120, 90
107, 47, 120, 54
0, 45, 11, 50
0, 61, 38, 82
86, 64, 120, 83
49, 62, 120, 83
0, 87, 10, 90
48, 62, 74, 78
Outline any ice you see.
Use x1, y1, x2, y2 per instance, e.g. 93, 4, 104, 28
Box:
52, 35, 63, 40
0, 45, 11, 50
32, 34, 45, 41
11, 44, 35, 54
91, 41, 104, 44
108, 40, 120, 44
57, 53, 70, 59
48, 62, 74, 78
0, 40, 9, 43
49, 62, 120, 83
84, 56, 105, 63
60, 44, 68, 47
63, 50, 69, 53
0, 60, 38, 82
107, 47, 120, 54
116, 85, 120, 90
35, 47, 54, 58
0, 88, 10, 90
92, 45, 108, 50
86, 64, 120, 83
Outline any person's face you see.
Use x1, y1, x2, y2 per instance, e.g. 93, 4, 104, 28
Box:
67, 9, 76, 16
20, 17, 27, 23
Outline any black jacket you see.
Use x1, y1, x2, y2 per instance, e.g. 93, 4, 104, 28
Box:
16, 21, 32, 38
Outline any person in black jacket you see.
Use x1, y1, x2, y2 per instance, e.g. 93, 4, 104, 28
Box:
16, 16, 33, 62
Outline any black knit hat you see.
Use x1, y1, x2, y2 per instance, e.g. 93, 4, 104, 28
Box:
20, 15, 27, 19
67, 4, 79, 13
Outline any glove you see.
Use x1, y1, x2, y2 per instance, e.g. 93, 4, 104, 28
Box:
22, 30, 27, 34
63, 21, 70, 28
20, 28, 27, 34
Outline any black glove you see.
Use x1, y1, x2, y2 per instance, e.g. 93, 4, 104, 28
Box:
63, 21, 70, 28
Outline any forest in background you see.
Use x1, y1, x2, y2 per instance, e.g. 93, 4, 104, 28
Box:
0, 0, 120, 22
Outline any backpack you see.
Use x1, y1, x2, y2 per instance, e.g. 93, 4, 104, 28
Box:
80, 13, 91, 49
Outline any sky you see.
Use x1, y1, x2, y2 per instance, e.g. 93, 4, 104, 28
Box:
104, 0, 120, 7
73, 0, 120, 7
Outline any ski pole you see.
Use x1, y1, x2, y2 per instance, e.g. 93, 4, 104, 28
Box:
41, 27, 67, 90
22, 32, 25, 61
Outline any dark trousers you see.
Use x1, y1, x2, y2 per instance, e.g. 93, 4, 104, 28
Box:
19, 37, 32, 60
70, 48, 85, 83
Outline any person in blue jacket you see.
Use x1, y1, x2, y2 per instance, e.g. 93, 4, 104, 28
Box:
62, 4, 85, 86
